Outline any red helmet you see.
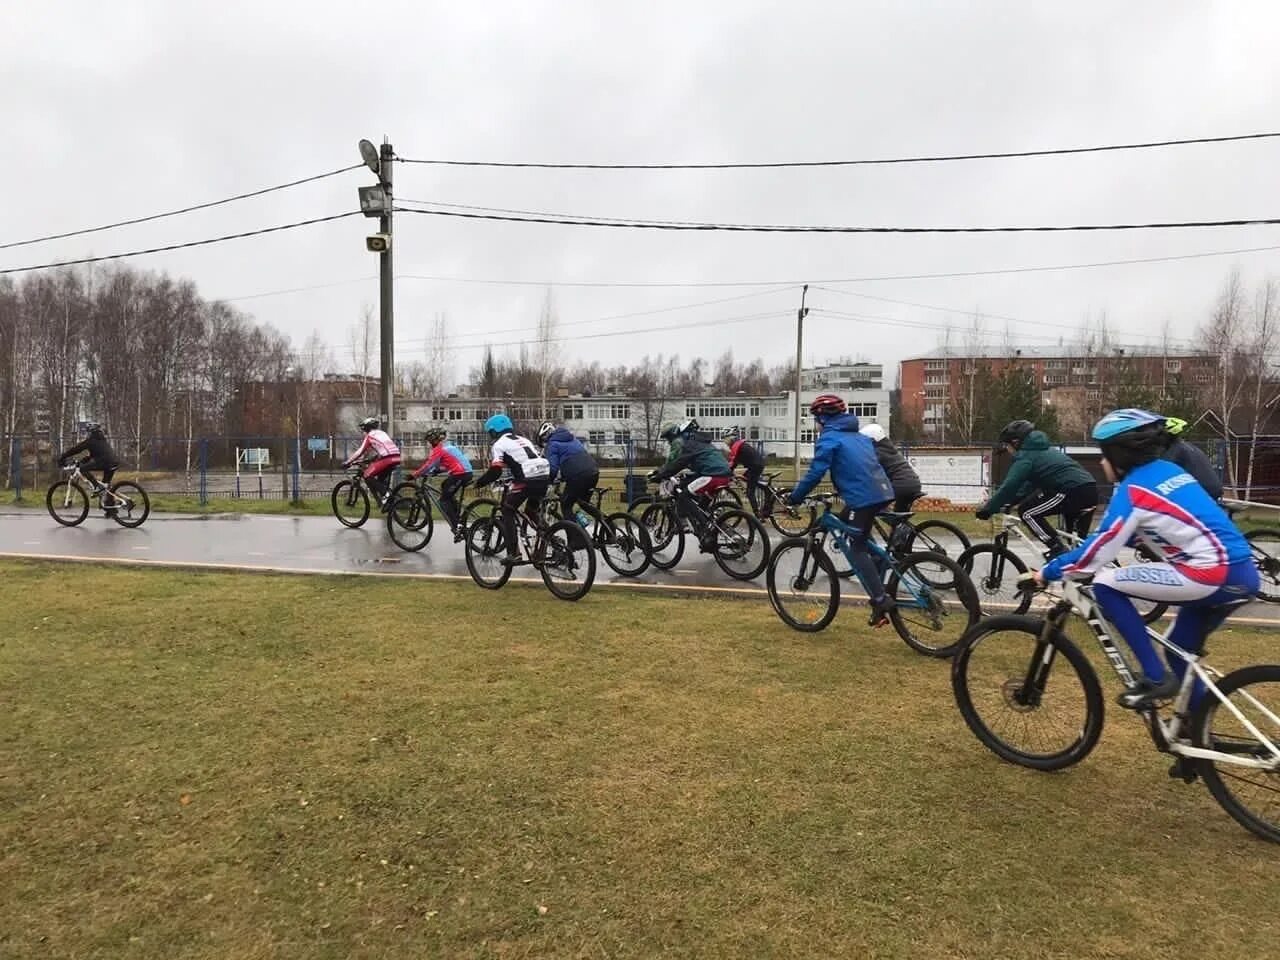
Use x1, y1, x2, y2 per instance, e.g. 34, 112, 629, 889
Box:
809, 394, 847, 417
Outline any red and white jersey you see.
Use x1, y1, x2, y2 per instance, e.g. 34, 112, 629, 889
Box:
351, 429, 400, 460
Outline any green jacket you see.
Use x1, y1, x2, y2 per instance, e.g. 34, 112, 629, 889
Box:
981, 431, 1093, 513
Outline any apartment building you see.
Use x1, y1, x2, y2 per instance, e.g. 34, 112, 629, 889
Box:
899, 345, 1214, 438
800, 362, 883, 392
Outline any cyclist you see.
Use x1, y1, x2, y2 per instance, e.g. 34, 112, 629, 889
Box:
1037, 408, 1258, 712
538, 421, 603, 530
342, 416, 402, 508
647, 419, 734, 550
722, 427, 766, 514
58, 421, 121, 513
659, 421, 683, 465
859, 423, 922, 513
412, 427, 473, 541
976, 419, 1098, 558
474, 414, 552, 566
1161, 416, 1224, 501
786, 395, 897, 626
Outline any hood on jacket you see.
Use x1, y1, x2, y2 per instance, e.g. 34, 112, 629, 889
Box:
1018, 430, 1051, 452
821, 412, 862, 433
548, 426, 577, 444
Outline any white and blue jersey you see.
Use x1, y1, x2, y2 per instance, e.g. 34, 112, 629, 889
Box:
1042, 459, 1251, 586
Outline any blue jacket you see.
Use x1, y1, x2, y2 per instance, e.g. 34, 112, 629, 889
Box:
789, 413, 894, 509
1042, 459, 1251, 584
544, 427, 597, 481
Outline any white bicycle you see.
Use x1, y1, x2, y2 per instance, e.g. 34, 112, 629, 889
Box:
952, 576, 1280, 843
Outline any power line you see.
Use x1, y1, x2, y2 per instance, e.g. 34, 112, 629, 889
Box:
0, 164, 363, 251
0, 212, 363, 276
395, 131, 1280, 170
395, 204, 1280, 234
217, 276, 377, 303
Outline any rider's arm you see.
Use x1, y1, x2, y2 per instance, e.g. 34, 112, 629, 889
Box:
59, 438, 89, 463
343, 434, 372, 467
545, 439, 562, 482
788, 434, 835, 503
1042, 485, 1139, 581
981, 456, 1032, 514
414, 446, 445, 478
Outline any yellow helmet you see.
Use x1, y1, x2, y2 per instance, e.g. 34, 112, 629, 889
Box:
1165, 416, 1189, 437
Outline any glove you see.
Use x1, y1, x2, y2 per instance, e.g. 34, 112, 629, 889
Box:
646, 470, 661, 483
1015, 571, 1042, 594
974, 509, 991, 521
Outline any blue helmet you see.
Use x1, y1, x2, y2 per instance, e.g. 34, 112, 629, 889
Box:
1092, 408, 1168, 475
484, 413, 513, 436
1091, 408, 1164, 441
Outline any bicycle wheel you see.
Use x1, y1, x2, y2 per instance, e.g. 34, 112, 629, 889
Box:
331, 480, 370, 528
108, 481, 150, 528
387, 494, 434, 552
712, 486, 743, 511
886, 552, 981, 658
599, 512, 652, 577
710, 508, 770, 581
766, 538, 838, 631
540, 497, 564, 529
46, 481, 89, 527
952, 615, 1105, 770
903, 519, 972, 561
460, 497, 500, 530
1246, 529, 1280, 604
464, 517, 512, 589
640, 500, 684, 570
959, 544, 1031, 616
1190, 663, 1280, 843
537, 520, 596, 601
767, 488, 817, 537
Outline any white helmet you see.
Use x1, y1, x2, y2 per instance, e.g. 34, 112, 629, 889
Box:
536, 421, 555, 444
859, 423, 887, 442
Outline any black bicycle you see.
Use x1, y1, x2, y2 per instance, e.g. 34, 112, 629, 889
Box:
542, 483, 654, 578
638, 477, 771, 581
385, 476, 471, 552
331, 464, 414, 529
464, 502, 596, 601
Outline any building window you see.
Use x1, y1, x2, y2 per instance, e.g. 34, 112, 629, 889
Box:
448, 408, 463, 421
924, 360, 946, 370
749, 403, 760, 416
610, 403, 630, 419
560, 403, 584, 420
614, 430, 631, 445
588, 430, 606, 445
849, 403, 877, 418
800, 429, 815, 444
1166, 360, 1182, 373
748, 426, 760, 440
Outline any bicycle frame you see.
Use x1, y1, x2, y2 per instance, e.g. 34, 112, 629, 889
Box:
1041, 580, 1280, 771
812, 507, 933, 611
60, 463, 123, 506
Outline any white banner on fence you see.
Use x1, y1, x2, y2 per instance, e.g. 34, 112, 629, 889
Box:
906, 453, 989, 505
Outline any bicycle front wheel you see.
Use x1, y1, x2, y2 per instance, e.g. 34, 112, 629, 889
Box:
46, 481, 89, 527
387, 495, 434, 551
1246, 529, 1280, 603
710, 508, 770, 581
537, 521, 596, 601
1191, 663, 1280, 843
464, 517, 512, 589
904, 518, 972, 562
331, 480, 370, 528
599, 512, 652, 577
951, 615, 1104, 770
767, 488, 817, 538
640, 501, 684, 570
460, 497, 500, 531
959, 544, 1030, 616
108, 481, 150, 528
766, 538, 838, 632
886, 552, 980, 657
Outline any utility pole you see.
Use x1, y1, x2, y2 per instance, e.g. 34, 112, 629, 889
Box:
793, 284, 809, 480
358, 138, 395, 429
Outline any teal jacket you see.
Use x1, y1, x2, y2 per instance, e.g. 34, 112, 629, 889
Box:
981, 431, 1094, 513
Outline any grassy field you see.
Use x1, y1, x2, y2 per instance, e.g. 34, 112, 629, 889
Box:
1, 561, 1277, 959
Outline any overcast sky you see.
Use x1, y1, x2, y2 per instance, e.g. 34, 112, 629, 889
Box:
5, 1, 1280, 389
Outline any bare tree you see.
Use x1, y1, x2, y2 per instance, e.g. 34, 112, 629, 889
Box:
1241, 279, 1280, 496
1200, 270, 1251, 489
348, 304, 376, 407
535, 289, 559, 417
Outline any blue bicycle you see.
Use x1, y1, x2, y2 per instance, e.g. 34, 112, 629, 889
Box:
765, 496, 981, 657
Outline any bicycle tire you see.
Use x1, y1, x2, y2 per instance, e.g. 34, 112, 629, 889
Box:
1245, 529, 1280, 604
464, 517, 512, 589
886, 552, 980, 658
904, 518, 972, 561
1190, 663, 1280, 843
107, 481, 150, 528
713, 486, 743, 511
640, 500, 684, 570
537, 520, 596, 601
45, 481, 89, 527
766, 537, 839, 632
387, 494, 434, 551
959, 544, 1031, 616
460, 497, 500, 529
331, 479, 370, 528
951, 615, 1105, 770
711, 508, 771, 581
767, 488, 817, 538
599, 512, 653, 577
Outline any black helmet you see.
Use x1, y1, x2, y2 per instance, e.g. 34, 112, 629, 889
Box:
997, 420, 1034, 447
80, 420, 101, 436
425, 427, 446, 445
359, 416, 380, 433
1092, 409, 1169, 476
659, 422, 680, 441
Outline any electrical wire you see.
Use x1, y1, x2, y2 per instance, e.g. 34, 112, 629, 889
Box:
217, 276, 378, 303
0, 164, 364, 251
0, 212, 363, 276
394, 205, 1280, 234
394, 131, 1280, 169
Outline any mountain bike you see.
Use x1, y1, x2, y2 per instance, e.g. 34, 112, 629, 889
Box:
46, 462, 150, 528
542, 483, 654, 578
958, 513, 1169, 622
951, 576, 1280, 843
385, 476, 471, 552
638, 477, 771, 581
464, 500, 596, 601
765, 495, 980, 657
330, 464, 415, 529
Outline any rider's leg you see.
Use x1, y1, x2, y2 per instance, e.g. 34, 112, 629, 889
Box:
440, 474, 469, 529
1019, 491, 1067, 554
523, 477, 550, 528
839, 503, 893, 621
571, 471, 605, 525
1164, 560, 1261, 708
500, 487, 529, 558
893, 487, 922, 514
687, 475, 731, 547
1061, 483, 1099, 540
743, 467, 763, 514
